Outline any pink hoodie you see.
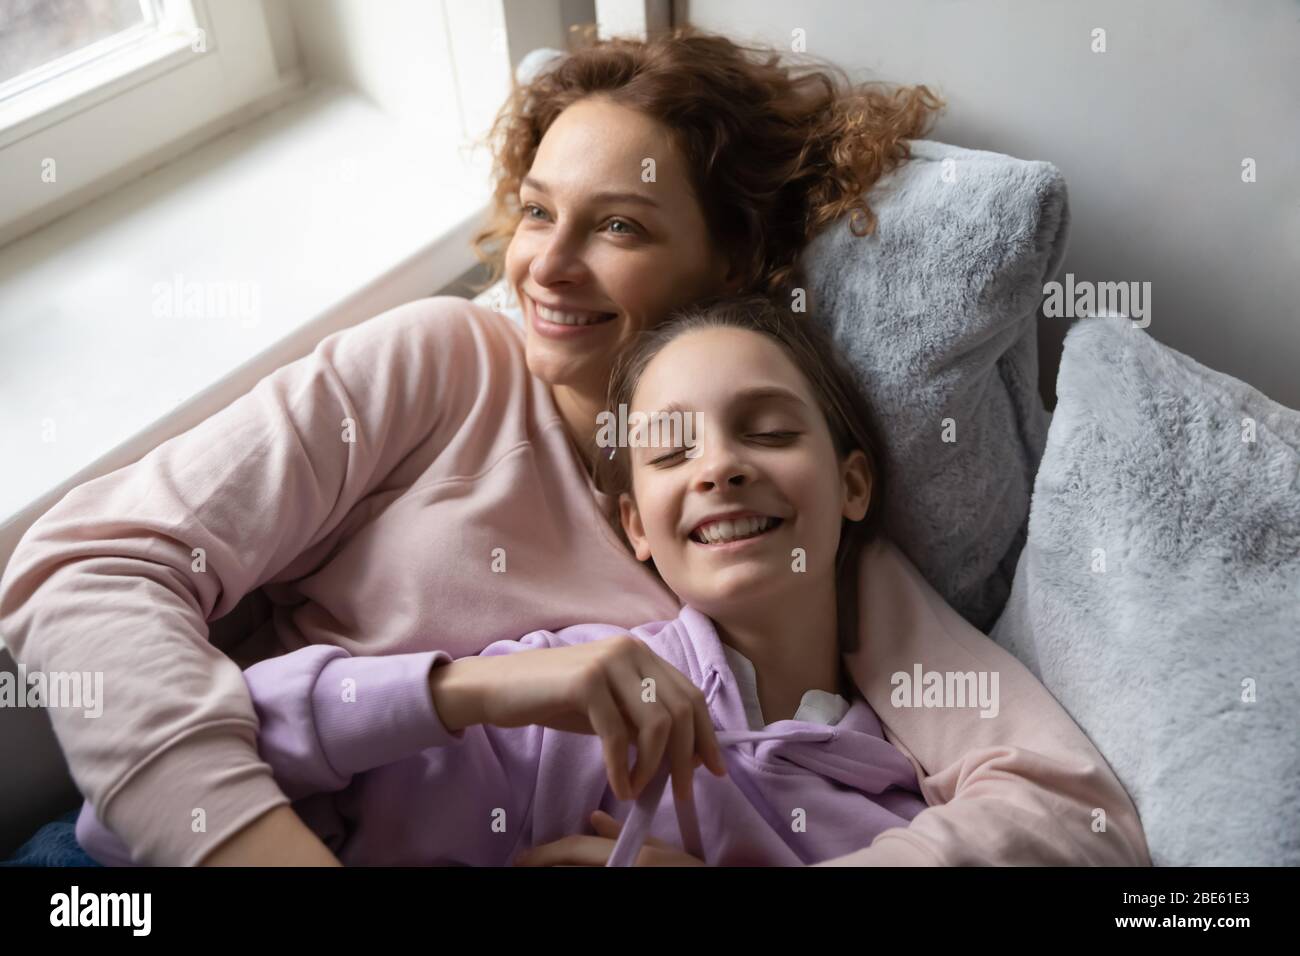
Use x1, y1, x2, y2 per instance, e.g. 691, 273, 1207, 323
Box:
0, 296, 1150, 866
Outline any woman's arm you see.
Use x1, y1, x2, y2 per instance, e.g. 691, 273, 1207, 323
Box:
0, 297, 487, 866
199, 806, 341, 866
77, 642, 483, 867
76, 800, 342, 867
826, 537, 1152, 866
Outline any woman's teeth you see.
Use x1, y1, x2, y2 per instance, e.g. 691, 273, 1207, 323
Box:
536, 303, 615, 326
691, 516, 781, 545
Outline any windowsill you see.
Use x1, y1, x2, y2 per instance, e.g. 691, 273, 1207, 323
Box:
0, 81, 492, 564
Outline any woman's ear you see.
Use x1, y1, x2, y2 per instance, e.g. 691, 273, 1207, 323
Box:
619, 492, 654, 561
840, 449, 873, 522
718, 251, 744, 295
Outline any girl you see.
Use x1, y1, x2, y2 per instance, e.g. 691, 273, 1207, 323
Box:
75, 295, 930, 866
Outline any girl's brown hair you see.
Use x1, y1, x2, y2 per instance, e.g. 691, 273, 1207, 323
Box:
598, 294, 888, 655
471, 26, 944, 300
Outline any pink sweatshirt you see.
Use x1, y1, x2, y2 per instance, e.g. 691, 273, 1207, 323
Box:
0, 296, 1151, 866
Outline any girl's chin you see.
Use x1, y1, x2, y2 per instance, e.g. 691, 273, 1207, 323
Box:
679, 568, 788, 610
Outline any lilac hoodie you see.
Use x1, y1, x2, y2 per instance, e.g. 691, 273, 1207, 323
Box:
76, 605, 928, 866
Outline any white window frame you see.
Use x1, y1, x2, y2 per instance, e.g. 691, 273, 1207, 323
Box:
0, 0, 284, 242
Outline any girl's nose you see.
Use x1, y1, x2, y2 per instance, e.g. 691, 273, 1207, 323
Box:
692, 441, 755, 491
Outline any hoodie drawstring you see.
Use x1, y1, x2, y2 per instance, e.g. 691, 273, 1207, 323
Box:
606, 668, 828, 866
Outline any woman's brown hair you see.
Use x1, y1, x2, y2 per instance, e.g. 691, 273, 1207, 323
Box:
598, 294, 888, 656
471, 26, 944, 300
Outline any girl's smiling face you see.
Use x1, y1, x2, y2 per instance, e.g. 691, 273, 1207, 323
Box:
618, 327, 873, 617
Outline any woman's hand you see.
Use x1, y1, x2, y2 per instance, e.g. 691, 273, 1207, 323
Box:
513, 810, 707, 867
428, 635, 727, 804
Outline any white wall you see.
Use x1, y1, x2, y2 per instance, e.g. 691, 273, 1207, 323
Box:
282, 0, 595, 146
683, 0, 1300, 410
286, 0, 487, 143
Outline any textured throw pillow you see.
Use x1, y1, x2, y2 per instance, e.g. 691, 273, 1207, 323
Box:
992, 317, 1300, 865
801, 139, 1068, 630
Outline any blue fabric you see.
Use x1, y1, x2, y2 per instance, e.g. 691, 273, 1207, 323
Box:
2, 808, 102, 867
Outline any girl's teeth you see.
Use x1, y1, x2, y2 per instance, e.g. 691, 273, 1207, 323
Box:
537, 303, 614, 326
694, 516, 776, 544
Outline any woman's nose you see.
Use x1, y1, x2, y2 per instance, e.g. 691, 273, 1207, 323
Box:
529, 227, 588, 286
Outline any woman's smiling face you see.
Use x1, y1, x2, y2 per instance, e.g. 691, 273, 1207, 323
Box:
618, 327, 872, 618
505, 96, 738, 393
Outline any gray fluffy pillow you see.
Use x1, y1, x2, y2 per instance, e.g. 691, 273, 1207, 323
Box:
992, 317, 1300, 865
802, 139, 1067, 631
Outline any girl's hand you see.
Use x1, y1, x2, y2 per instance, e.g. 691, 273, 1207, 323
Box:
428, 635, 727, 805
513, 810, 708, 867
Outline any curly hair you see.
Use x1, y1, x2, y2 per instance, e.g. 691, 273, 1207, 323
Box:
470, 26, 945, 300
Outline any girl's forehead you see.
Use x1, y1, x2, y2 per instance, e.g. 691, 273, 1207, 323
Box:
632, 327, 810, 409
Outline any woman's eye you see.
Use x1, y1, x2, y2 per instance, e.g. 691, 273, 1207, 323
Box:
749, 431, 800, 442
605, 218, 639, 236
520, 204, 637, 236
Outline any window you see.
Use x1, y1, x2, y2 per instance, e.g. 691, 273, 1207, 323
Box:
0, 0, 286, 244
2, 0, 160, 91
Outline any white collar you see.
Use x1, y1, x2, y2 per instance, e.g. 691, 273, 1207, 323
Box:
721, 644, 851, 730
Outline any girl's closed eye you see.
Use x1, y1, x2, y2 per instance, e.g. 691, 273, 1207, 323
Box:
648, 446, 690, 466
645, 431, 799, 465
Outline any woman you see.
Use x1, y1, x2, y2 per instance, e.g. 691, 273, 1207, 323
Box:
0, 28, 1148, 866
